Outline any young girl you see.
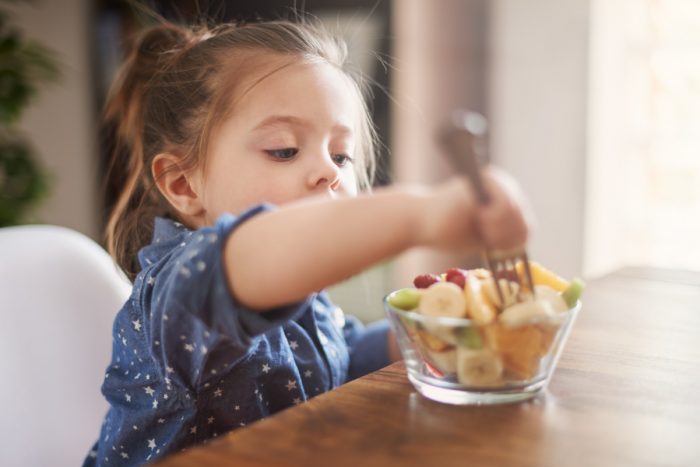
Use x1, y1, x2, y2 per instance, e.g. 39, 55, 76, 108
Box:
85, 19, 530, 466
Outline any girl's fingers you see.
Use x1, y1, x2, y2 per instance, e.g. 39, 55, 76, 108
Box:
476, 168, 533, 250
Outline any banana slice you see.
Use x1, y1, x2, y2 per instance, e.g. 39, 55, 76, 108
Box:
534, 285, 568, 313
482, 278, 520, 309
457, 348, 503, 386
419, 282, 467, 318
499, 299, 555, 328
464, 279, 496, 324
423, 322, 460, 345
417, 326, 453, 352
471, 268, 492, 280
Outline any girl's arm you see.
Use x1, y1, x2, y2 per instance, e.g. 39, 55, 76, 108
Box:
225, 171, 529, 311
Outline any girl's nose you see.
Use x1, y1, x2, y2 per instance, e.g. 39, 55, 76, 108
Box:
306, 153, 341, 191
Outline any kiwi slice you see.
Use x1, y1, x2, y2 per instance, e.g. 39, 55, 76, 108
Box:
562, 278, 585, 308
388, 288, 421, 311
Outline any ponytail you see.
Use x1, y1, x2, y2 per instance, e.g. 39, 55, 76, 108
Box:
104, 24, 194, 281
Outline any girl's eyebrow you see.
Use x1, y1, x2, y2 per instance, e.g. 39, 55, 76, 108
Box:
251, 115, 353, 136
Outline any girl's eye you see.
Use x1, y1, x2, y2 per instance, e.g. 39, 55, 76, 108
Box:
331, 154, 354, 167
265, 148, 298, 160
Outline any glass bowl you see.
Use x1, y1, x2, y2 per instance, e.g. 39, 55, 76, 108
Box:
384, 292, 581, 405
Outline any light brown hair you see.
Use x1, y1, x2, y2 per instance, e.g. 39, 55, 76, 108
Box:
104, 20, 378, 281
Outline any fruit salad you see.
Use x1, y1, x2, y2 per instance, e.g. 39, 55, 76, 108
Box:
386, 262, 584, 388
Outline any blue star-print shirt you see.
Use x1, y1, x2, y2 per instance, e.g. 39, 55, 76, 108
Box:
84, 205, 391, 466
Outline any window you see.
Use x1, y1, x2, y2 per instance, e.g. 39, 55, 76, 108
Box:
586, 0, 700, 276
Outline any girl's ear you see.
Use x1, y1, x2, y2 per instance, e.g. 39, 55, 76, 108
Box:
152, 153, 204, 218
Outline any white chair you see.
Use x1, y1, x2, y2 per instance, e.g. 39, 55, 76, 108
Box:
0, 225, 131, 467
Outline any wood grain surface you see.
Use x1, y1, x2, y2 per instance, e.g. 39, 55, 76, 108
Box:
157, 268, 700, 467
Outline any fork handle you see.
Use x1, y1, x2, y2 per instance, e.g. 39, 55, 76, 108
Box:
438, 111, 491, 205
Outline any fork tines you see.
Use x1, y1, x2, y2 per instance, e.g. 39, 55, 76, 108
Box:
483, 249, 536, 308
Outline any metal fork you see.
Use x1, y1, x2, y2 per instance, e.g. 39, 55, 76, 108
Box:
437, 110, 536, 308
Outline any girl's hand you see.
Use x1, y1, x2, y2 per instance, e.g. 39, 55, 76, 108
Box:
474, 167, 533, 250
419, 167, 532, 252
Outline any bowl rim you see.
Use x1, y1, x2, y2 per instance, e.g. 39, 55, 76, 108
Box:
383, 289, 582, 327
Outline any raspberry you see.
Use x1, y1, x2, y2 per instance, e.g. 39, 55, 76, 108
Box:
445, 267, 468, 289
413, 274, 440, 289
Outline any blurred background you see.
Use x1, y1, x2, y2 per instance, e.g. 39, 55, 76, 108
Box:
4, 0, 700, 323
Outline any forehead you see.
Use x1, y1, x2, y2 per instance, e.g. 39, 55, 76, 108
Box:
225, 57, 360, 133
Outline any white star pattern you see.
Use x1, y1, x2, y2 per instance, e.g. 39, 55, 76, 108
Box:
318, 332, 329, 345
120, 452, 129, 459
94, 218, 372, 457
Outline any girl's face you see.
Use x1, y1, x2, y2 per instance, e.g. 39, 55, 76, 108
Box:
194, 59, 360, 226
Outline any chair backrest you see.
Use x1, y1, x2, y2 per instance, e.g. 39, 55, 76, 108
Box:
0, 225, 131, 467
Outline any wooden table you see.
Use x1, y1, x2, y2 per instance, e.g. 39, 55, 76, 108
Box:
158, 268, 700, 466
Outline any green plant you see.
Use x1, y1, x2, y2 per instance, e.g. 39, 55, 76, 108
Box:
0, 4, 59, 227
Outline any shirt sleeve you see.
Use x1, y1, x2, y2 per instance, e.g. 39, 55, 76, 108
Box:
148, 205, 313, 389
343, 315, 391, 381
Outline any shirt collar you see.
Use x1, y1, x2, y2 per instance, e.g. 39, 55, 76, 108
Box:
138, 217, 191, 268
